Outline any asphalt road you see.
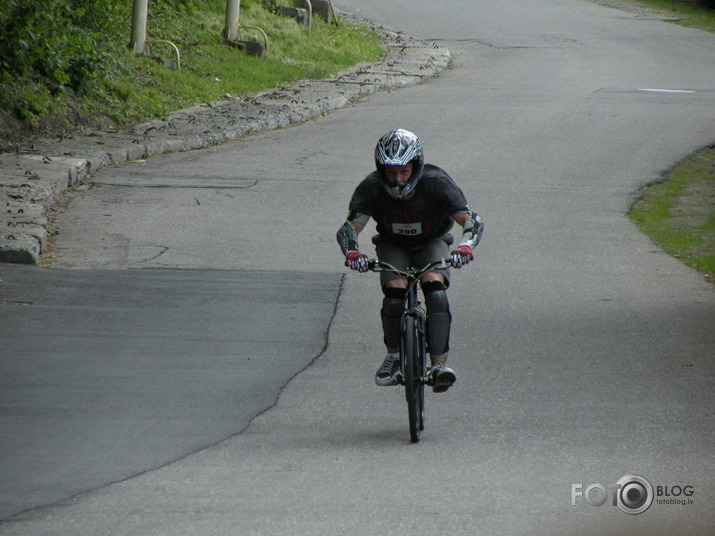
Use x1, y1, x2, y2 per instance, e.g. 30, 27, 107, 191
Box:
0, 267, 342, 519
2, 0, 714, 534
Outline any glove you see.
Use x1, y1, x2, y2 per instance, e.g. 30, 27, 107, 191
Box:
345, 250, 369, 272
450, 245, 473, 269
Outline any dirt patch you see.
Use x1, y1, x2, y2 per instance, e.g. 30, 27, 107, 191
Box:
0, 107, 120, 154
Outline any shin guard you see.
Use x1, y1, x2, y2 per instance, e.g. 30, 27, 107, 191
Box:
422, 280, 451, 356
381, 286, 406, 352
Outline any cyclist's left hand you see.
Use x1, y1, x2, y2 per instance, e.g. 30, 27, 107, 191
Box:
450, 245, 473, 268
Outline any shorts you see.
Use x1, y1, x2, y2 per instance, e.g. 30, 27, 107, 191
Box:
372, 234, 453, 288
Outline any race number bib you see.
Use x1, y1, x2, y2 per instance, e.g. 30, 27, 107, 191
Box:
392, 222, 423, 237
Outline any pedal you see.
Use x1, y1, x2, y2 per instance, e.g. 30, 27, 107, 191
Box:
431, 370, 456, 393
432, 380, 453, 393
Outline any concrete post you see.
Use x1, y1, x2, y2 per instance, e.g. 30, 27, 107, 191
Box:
130, 0, 148, 55
224, 0, 241, 41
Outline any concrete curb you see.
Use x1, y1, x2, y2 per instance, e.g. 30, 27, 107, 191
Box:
0, 20, 450, 264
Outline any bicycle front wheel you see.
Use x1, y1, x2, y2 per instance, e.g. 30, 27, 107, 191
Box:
404, 315, 425, 443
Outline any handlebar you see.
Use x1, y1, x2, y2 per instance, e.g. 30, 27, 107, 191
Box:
367, 258, 455, 278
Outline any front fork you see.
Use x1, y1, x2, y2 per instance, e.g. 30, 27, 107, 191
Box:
399, 307, 428, 385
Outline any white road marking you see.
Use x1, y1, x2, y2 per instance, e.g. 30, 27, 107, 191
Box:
638, 88, 696, 94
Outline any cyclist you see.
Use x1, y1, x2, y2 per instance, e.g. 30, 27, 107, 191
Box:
337, 129, 484, 392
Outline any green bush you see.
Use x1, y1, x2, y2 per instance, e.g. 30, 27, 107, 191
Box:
0, 0, 126, 95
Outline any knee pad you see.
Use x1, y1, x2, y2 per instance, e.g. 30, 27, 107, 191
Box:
422, 281, 449, 312
422, 281, 451, 355
381, 286, 407, 317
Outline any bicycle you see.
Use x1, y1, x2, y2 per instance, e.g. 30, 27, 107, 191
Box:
367, 257, 455, 443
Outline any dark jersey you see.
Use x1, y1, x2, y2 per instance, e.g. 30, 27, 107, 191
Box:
348, 164, 469, 247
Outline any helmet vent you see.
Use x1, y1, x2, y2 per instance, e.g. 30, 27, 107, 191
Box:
389, 137, 403, 158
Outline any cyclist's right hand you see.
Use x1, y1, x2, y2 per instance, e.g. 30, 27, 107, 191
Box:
345, 250, 369, 272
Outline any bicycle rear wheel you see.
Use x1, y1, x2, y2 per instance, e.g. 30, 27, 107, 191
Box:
404, 315, 425, 443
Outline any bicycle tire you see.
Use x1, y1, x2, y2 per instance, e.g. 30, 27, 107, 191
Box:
404, 315, 424, 443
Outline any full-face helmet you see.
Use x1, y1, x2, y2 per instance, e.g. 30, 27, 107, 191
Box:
374, 129, 425, 200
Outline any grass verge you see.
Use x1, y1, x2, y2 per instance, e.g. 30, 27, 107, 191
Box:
633, 0, 715, 30
630, 147, 715, 282
593, 0, 715, 30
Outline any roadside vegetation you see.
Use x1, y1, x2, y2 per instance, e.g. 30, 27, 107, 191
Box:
0, 0, 383, 150
628, 0, 715, 29
630, 148, 715, 282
